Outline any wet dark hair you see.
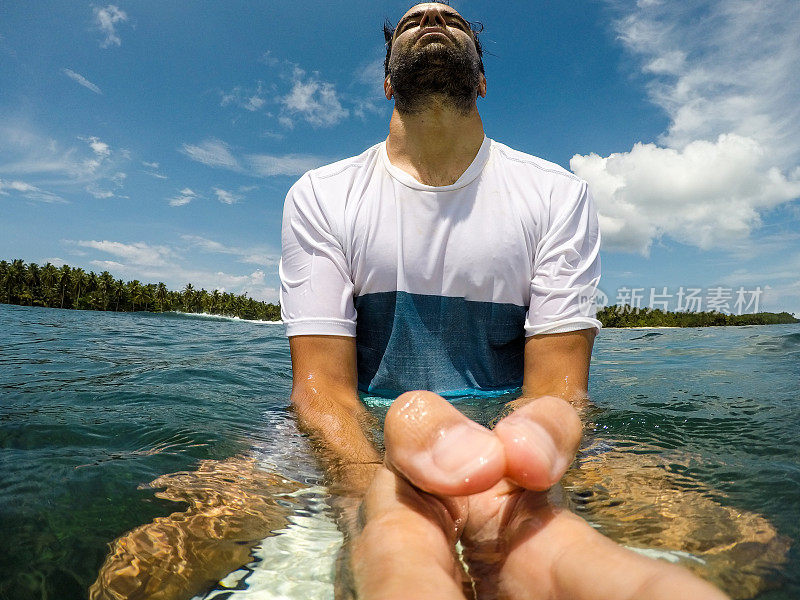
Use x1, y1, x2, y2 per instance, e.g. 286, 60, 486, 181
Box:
383, 1, 485, 78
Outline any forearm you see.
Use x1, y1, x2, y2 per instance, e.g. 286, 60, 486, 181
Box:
291, 383, 382, 495
511, 329, 597, 419
509, 382, 591, 418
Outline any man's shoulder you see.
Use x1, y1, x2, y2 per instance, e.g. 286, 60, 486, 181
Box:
490, 140, 584, 186
302, 143, 383, 183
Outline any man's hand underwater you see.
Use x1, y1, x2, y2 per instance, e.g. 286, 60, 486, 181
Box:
345, 391, 730, 600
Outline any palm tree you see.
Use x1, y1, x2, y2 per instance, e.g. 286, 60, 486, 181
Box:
25, 262, 42, 305
98, 271, 115, 310
58, 265, 71, 308
0, 260, 8, 303
113, 279, 125, 311
70, 268, 86, 307
182, 284, 194, 312
155, 282, 168, 312
86, 271, 99, 298
143, 284, 156, 311
129, 280, 142, 311
197, 289, 209, 313
6, 259, 26, 304
0, 258, 284, 318
41, 263, 59, 306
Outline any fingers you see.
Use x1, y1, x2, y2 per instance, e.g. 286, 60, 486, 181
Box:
384, 390, 506, 496
348, 467, 468, 600
498, 503, 729, 600
493, 395, 582, 490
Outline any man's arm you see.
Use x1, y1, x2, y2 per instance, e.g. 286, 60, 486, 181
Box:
289, 335, 381, 496
491, 328, 596, 490
515, 328, 596, 409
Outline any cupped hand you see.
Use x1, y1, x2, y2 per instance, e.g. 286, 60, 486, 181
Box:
346, 391, 729, 600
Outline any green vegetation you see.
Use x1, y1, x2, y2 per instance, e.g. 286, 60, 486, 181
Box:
0, 259, 281, 321
597, 304, 798, 327
3, 258, 797, 327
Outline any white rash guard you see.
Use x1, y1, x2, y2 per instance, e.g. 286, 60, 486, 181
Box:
280, 136, 601, 398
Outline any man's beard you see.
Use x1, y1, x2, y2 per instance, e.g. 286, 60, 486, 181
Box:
388, 42, 481, 115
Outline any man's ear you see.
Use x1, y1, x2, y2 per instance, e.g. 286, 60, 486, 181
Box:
384, 75, 393, 100
478, 73, 487, 98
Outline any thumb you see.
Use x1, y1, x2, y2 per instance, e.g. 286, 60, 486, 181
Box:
384, 391, 506, 497
493, 395, 582, 490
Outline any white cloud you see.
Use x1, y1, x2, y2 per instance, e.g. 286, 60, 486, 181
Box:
246, 153, 326, 176
611, 0, 800, 167
0, 178, 64, 203
75, 240, 173, 266
0, 127, 125, 200
642, 50, 685, 75
82, 136, 111, 158
0, 123, 96, 182
62, 69, 102, 94
42, 257, 67, 268
141, 161, 167, 179
281, 67, 349, 128
220, 82, 267, 112
182, 235, 226, 253
218, 55, 384, 126
94, 5, 128, 48
72, 136, 123, 198
86, 186, 114, 199
181, 137, 326, 177
572, 0, 800, 254
65, 238, 280, 302
181, 139, 240, 170
212, 187, 241, 204
181, 234, 279, 266
169, 187, 198, 207
260, 130, 285, 141
761, 279, 800, 315
355, 56, 385, 87
90, 259, 125, 271
572, 134, 800, 254
259, 51, 280, 67
0, 179, 38, 194
351, 56, 387, 119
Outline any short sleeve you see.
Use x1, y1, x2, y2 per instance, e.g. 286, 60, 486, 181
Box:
525, 181, 602, 336
279, 174, 357, 337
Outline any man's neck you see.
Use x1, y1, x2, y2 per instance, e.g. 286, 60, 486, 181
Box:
386, 98, 485, 187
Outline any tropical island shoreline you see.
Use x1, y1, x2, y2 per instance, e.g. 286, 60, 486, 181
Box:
1, 259, 797, 327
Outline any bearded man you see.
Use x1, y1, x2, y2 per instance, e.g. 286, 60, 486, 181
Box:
279, 3, 729, 598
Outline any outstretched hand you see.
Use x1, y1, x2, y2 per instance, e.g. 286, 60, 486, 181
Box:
345, 391, 729, 600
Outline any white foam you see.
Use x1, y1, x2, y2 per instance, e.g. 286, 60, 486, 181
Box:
625, 546, 706, 565
165, 311, 283, 325
194, 487, 341, 600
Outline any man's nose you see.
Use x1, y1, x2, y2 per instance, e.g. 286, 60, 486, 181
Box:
419, 7, 447, 29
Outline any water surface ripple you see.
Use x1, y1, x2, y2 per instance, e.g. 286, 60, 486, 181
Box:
1, 305, 798, 599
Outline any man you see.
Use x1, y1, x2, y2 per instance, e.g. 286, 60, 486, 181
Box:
280, 3, 729, 598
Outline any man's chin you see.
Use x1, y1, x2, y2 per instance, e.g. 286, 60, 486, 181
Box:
414, 41, 452, 59
416, 34, 451, 48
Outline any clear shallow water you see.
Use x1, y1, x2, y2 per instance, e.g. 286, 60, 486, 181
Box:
1, 304, 798, 599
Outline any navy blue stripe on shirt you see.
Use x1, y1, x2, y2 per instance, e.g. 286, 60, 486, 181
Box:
354, 291, 526, 398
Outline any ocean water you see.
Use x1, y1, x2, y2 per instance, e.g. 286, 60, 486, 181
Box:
0, 303, 798, 599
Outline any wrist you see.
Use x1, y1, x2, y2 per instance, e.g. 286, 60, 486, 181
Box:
330, 461, 382, 497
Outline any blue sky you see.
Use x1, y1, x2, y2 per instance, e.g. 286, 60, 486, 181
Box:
2, 1, 799, 315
